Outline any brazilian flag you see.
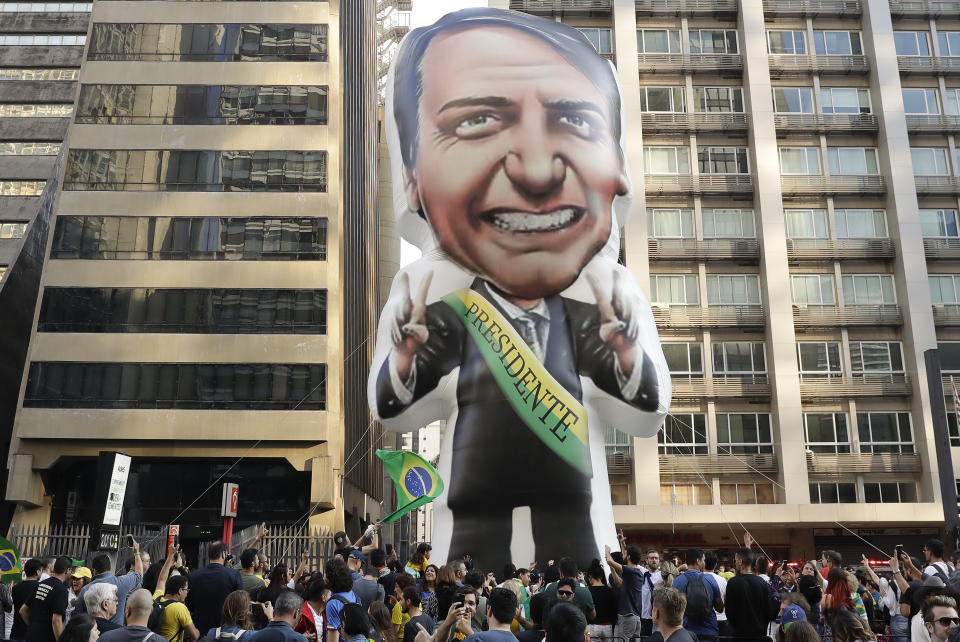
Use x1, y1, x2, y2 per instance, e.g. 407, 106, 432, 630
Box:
376, 449, 444, 524
0, 536, 22, 583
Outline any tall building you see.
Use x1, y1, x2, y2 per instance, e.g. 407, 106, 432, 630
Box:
502, 0, 957, 560
4, 0, 392, 541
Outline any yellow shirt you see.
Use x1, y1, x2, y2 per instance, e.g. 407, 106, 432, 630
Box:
151, 589, 194, 641
392, 600, 411, 640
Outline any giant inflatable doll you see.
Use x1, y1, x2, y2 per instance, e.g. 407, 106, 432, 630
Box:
368, 8, 672, 571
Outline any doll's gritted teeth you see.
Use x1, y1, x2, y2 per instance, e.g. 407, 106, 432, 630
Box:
483, 206, 585, 233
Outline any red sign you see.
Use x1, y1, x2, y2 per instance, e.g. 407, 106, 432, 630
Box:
221, 483, 239, 518
169, 525, 180, 536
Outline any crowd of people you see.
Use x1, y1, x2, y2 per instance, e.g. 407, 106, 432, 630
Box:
7, 524, 960, 642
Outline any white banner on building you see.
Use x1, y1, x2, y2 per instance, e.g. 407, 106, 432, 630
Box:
103, 453, 131, 526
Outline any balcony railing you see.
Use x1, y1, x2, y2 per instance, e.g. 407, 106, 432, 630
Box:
768, 54, 870, 75
890, 0, 960, 14
636, 0, 738, 13
649, 238, 759, 260
786, 238, 895, 260
659, 454, 778, 476
914, 176, 960, 195
641, 112, 749, 133
773, 113, 878, 133
792, 304, 903, 327
652, 304, 765, 328
672, 376, 771, 399
898, 56, 960, 74
637, 53, 743, 74
934, 304, 960, 325
924, 237, 960, 259
645, 174, 753, 195
906, 114, 960, 133
763, 0, 861, 14
607, 452, 633, 475
806, 452, 921, 475
798, 375, 912, 399
509, 0, 612, 11
780, 174, 885, 196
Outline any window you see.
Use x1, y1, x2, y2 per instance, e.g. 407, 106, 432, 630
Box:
895, 31, 931, 56
842, 274, 895, 304
76, 85, 329, 125
640, 87, 685, 113
797, 342, 842, 377
940, 341, 960, 373
850, 341, 904, 375
768, 30, 806, 54
88, 24, 329, 62
577, 28, 612, 54
662, 343, 703, 378
931, 275, 960, 303
24, 362, 327, 410
644, 147, 690, 174
948, 412, 960, 447
779, 148, 821, 175
820, 88, 871, 114
717, 413, 773, 454
805, 413, 851, 453
706, 274, 760, 304
603, 425, 631, 456
786, 209, 828, 239
903, 88, 940, 114
720, 483, 775, 505
0, 223, 28, 239
702, 208, 755, 238
920, 209, 959, 237
637, 29, 681, 53
835, 209, 887, 238
945, 89, 960, 115
0, 104, 72, 117
51, 216, 327, 261
939, 32, 960, 56
0, 142, 60, 156
0, 180, 45, 196
911, 148, 950, 175
0, 68, 78, 81
814, 30, 862, 55
689, 29, 738, 54
828, 147, 879, 175
0, 34, 86, 45
0, 2, 92, 10
773, 87, 814, 113
658, 414, 707, 454
864, 482, 917, 503
712, 341, 766, 375
650, 275, 699, 304
698, 146, 748, 174
792, 274, 835, 304
648, 209, 694, 238
661, 484, 713, 505
695, 87, 743, 112
810, 482, 857, 503
858, 412, 914, 454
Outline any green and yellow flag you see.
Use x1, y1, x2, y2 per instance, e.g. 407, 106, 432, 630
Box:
376, 449, 444, 524
0, 536, 22, 583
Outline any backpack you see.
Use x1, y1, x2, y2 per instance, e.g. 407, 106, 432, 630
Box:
147, 597, 178, 634
681, 572, 713, 625
197, 629, 246, 642
930, 562, 952, 584
332, 594, 379, 639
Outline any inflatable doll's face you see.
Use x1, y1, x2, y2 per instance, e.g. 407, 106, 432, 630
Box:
405, 26, 629, 300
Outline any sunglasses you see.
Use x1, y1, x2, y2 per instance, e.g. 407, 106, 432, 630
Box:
929, 617, 960, 627
558, 590, 574, 597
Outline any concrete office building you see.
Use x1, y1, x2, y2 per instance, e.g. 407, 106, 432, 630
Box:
4, 0, 397, 540
502, 0, 960, 560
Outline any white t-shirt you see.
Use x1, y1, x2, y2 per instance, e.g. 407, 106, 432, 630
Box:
707, 572, 728, 622
923, 561, 951, 580
912, 612, 932, 642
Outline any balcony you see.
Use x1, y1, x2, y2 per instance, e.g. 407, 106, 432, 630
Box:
890, 0, 960, 15
914, 176, 960, 195
806, 452, 922, 475
792, 304, 903, 327
898, 56, 960, 74
905, 114, 960, 133
934, 304, 960, 325
641, 112, 749, 133
768, 54, 870, 75
652, 304, 765, 328
924, 238, 960, 259
773, 113, 878, 134
509, 0, 612, 12
763, 0, 861, 13
780, 175, 886, 196
648, 238, 759, 260
636, 0, 738, 13
637, 53, 743, 74
786, 238, 895, 261
798, 375, 912, 400
672, 376, 771, 399
645, 174, 753, 195
607, 452, 633, 475
659, 454, 778, 476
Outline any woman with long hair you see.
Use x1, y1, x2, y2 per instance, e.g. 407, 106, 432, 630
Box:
208, 590, 258, 637
824, 568, 856, 618
799, 560, 824, 627
785, 621, 822, 642
832, 607, 877, 642
369, 600, 398, 642
59, 614, 99, 642
421, 564, 439, 621
434, 564, 459, 622
260, 563, 290, 605
586, 559, 617, 642
405, 543, 432, 579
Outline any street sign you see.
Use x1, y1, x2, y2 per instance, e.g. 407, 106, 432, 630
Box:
169, 525, 180, 536
221, 483, 239, 518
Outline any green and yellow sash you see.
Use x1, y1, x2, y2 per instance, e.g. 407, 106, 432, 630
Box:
442, 288, 592, 477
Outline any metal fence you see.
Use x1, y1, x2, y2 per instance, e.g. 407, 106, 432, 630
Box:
8, 523, 166, 572
198, 523, 336, 573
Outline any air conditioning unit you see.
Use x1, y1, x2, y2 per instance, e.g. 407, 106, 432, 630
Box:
793, 303, 808, 310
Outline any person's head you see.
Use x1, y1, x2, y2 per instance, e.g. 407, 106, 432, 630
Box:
424, 563, 439, 586
487, 586, 519, 627
651, 586, 686, 629
621, 546, 640, 567
927, 539, 947, 563
826, 567, 852, 607
557, 577, 577, 602
240, 548, 258, 571
164, 574, 189, 602
686, 547, 705, 570
437, 564, 458, 588
703, 551, 718, 572
306, 578, 328, 606
402, 586, 422, 614
646, 548, 661, 571
124, 589, 155, 626
268, 563, 290, 586
412, 543, 432, 565
347, 549, 365, 573
341, 602, 370, 637
368, 600, 393, 633
801, 560, 817, 576
754, 556, 770, 576
23, 557, 43, 580
273, 590, 303, 625
587, 559, 606, 585
257, 552, 269, 573
58, 613, 98, 642
832, 605, 877, 642
220, 590, 251, 629
785, 621, 821, 642
208, 541, 228, 564
924, 596, 960, 642
451, 559, 467, 580
52, 555, 72, 579
544, 600, 586, 642
821, 550, 842, 569
456, 584, 478, 619
391, 8, 628, 300
41, 556, 55, 574
91, 554, 111, 576
394, 571, 416, 600
464, 569, 485, 593
735, 548, 755, 573
84, 582, 118, 619
558, 557, 578, 579
324, 557, 354, 594
71, 567, 91, 593
370, 548, 387, 568
782, 592, 812, 619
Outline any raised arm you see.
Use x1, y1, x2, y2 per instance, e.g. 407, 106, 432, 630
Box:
155, 544, 179, 597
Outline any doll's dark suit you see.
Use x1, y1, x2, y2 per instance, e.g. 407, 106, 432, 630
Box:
376, 279, 660, 571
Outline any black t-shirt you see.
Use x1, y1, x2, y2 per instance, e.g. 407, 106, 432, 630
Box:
11, 578, 38, 639
25, 576, 68, 642
515, 629, 545, 642
725, 574, 777, 639
589, 584, 619, 625
404, 612, 435, 641
649, 628, 699, 642
96, 616, 122, 633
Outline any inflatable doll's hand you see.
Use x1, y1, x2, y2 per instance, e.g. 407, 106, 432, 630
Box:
391, 271, 433, 382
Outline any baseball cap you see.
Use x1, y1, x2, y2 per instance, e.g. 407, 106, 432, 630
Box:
334, 531, 348, 548
348, 549, 365, 561
781, 604, 807, 629
72, 566, 92, 580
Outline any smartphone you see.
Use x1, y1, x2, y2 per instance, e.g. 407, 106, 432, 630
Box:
126, 534, 134, 547
895, 544, 904, 561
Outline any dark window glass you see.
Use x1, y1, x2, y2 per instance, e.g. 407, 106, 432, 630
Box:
88, 24, 328, 62
24, 362, 326, 409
